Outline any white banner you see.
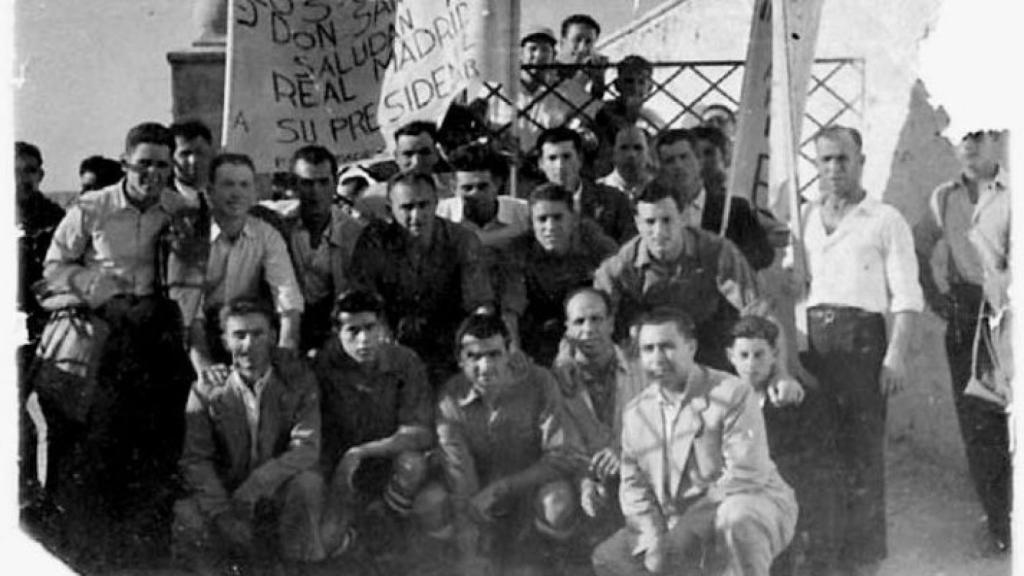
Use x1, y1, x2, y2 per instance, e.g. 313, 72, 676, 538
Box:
728, 0, 773, 207
223, 0, 498, 172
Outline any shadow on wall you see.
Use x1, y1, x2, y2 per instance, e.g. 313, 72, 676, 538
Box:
881, 78, 965, 473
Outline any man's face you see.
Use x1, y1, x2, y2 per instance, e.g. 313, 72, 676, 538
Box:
615, 69, 652, 107
337, 311, 383, 366
455, 170, 499, 225
395, 133, 439, 175
703, 111, 735, 140
635, 197, 684, 262
223, 313, 276, 376
539, 141, 582, 189
521, 39, 555, 69
638, 321, 696, 390
390, 180, 437, 238
209, 162, 257, 220
612, 128, 648, 175
293, 159, 335, 222
531, 199, 574, 254
123, 143, 174, 202
459, 334, 511, 393
958, 134, 1000, 181
814, 132, 864, 199
693, 138, 727, 188
564, 291, 614, 358
173, 136, 213, 187
15, 154, 44, 202
657, 140, 702, 201
727, 337, 777, 390
560, 23, 598, 63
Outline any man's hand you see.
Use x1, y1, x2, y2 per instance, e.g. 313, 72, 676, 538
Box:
641, 534, 668, 574
338, 446, 366, 491
580, 477, 607, 518
469, 480, 511, 524
589, 447, 621, 481
880, 354, 907, 397
768, 378, 805, 407
199, 364, 231, 389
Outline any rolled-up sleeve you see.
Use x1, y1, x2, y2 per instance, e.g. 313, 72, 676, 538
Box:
883, 210, 925, 314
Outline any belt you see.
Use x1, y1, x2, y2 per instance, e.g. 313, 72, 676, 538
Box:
807, 304, 882, 324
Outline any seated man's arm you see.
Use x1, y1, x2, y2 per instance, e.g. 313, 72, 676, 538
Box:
180, 386, 232, 517
436, 396, 481, 557
233, 369, 321, 506
350, 351, 434, 458
619, 405, 667, 552
42, 204, 123, 308
263, 227, 305, 349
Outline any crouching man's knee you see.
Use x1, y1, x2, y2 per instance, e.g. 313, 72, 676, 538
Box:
385, 450, 428, 516
534, 479, 578, 541
171, 497, 217, 566
413, 481, 453, 540
278, 471, 327, 562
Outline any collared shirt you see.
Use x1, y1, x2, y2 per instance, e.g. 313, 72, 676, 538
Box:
289, 206, 365, 305
436, 195, 532, 246
203, 215, 304, 314
801, 196, 923, 314
313, 339, 433, 473
350, 217, 493, 365
597, 169, 653, 205
505, 220, 619, 365
233, 368, 273, 465
44, 181, 176, 305
684, 188, 707, 228
436, 359, 573, 501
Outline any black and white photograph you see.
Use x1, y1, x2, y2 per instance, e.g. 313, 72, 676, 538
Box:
5, 0, 1020, 574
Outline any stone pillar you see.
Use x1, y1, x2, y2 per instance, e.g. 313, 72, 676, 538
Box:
167, 0, 228, 145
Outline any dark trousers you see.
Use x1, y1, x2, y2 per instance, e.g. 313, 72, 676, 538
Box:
41, 296, 192, 571
806, 306, 888, 568
945, 284, 1011, 542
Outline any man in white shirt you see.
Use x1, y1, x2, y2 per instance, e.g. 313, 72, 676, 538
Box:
796, 125, 923, 576
596, 124, 654, 205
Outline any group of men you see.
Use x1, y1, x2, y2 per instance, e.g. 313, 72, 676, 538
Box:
14, 12, 1010, 576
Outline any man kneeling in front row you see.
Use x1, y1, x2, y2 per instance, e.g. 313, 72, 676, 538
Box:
172, 299, 325, 573
593, 307, 797, 576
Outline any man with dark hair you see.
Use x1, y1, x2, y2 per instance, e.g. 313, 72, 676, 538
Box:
312, 289, 434, 559
288, 144, 365, 352
592, 307, 797, 576
655, 128, 773, 270
597, 124, 655, 204
506, 183, 618, 366
796, 125, 922, 575
537, 126, 636, 243
437, 142, 530, 245
170, 119, 216, 207
15, 140, 64, 534
40, 122, 193, 569
594, 180, 802, 378
78, 155, 124, 193
420, 312, 576, 575
913, 129, 1011, 554
592, 55, 665, 177
389, 120, 455, 200
558, 14, 608, 102
188, 153, 304, 381
690, 124, 731, 196
350, 171, 494, 386
173, 298, 325, 573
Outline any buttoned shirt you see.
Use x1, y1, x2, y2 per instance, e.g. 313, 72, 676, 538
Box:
313, 339, 433, 474
436, 359, 573, 507
203, 216, 305, 314
800, 196, 923, 314
44, 181, 177, 306
597, 169, 653, 205
289, 206, 365, 305
234, 368, 273, 465
436, 195, 532, 247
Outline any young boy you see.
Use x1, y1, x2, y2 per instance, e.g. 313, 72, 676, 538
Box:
726, 316, 841, 576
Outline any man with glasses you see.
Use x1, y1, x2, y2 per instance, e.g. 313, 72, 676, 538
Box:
40, 122, 193, 570
288, 145, 365, 353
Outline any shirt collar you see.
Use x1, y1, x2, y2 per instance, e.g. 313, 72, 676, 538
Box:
691, 188, 706, 212
654, 368, 710, 411
229, 365, 274, 395
211, 215, 253, 242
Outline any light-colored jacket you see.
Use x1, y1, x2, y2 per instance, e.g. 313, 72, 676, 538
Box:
619, 366, 794, 540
